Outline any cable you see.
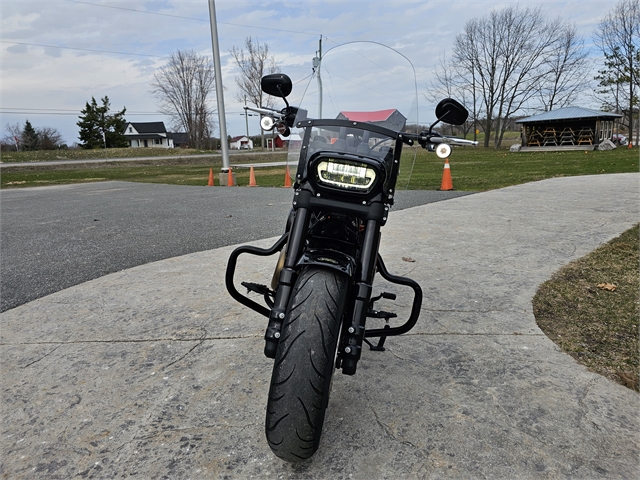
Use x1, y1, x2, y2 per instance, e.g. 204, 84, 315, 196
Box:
1, 41, 165, 58
0, 108, 164, 116
2, 108, 159, 114
64, 0, 321, 36
294, 73, 314, 85
64, 0, 209, 22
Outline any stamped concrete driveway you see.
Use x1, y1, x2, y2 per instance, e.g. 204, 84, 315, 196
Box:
1, 173, 638, 479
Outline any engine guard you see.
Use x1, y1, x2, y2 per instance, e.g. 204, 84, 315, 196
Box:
226, 234, 422, 340
225, 233, 288, 318
364, 254, 422, 339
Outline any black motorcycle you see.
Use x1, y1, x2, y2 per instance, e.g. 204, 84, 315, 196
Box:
226, 43, 476, 462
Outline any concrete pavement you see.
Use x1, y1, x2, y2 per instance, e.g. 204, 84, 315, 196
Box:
1, 173, 638, 479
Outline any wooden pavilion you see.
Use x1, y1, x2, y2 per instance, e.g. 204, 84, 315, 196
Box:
515, 107, 622, 151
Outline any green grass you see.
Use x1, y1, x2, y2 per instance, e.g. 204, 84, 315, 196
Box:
0, 146, 285, 163
1, 145, 637, 190
395, 146, 639, 191
0, 146, 236, 163
1, 153, 289, 188
533, 225, 639, 391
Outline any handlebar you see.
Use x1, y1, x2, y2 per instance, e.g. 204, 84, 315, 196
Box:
251, 105, 479, 149
426, 135, 478, 147
245, 105, 303, 131
244, 105, 281, 116
402, 132, 478, 148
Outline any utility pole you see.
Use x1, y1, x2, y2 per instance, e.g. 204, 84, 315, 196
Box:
313, 36, 323, 118
244, 95, 249, 138
208, 0, 231, 176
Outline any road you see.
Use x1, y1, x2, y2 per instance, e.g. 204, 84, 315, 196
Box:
0, 182, 472, 312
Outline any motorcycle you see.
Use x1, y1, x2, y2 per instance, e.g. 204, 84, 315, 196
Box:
225, 43, 477, 462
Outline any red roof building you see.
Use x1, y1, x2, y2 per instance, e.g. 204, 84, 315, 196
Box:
336, 109, 407, 131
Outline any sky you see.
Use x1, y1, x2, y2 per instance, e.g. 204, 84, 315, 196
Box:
1, 0, 610, 146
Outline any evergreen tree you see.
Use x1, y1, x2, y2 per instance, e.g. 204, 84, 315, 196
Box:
22, 120, 39, 151
103, 98, 129, 148
77, 97, 102, 149
77, 96, 127, 149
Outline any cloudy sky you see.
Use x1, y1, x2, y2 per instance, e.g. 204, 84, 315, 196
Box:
1, 0, 609, 146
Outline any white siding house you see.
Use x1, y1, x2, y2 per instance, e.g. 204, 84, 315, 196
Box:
230, 136, 253, 150
124, 122, 174, 148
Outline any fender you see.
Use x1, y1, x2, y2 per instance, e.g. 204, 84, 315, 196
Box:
296, 249, 356, 277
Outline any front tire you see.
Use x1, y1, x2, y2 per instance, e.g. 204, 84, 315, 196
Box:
265, 267, 348, 462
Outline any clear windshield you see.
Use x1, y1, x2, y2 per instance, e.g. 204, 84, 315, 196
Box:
287, 42, 420, 170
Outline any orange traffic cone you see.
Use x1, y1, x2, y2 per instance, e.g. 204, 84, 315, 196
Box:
628, 141, 633, 149
248, 166, 258, 187
227, 167, 234, 187
438, 159, 454, 191
208, 168, 214, 186
283, 165, 292, 188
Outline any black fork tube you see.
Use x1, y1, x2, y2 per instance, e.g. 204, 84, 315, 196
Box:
263, 206, 310, 358
341, 218, 380, 375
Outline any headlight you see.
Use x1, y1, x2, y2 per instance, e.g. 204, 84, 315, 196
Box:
316, 158, 377, 192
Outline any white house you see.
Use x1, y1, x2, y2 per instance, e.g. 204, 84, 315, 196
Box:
124, 122, 174, 148
230, 135, 253, 150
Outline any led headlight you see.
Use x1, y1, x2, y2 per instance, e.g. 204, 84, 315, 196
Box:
316, 158, 377, 192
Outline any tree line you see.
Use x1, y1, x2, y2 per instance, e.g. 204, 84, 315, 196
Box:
428, 0, 638, 148
3, 0, 636, 152
148, 38, 278, 150
154, 0, 636, 150
2, 120, 65, 151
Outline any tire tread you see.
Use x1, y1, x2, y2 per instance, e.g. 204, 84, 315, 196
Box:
265, 267, 347, 462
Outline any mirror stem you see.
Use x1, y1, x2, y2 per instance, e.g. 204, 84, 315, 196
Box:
277, 85, 290, 108
428, 118, 442, 135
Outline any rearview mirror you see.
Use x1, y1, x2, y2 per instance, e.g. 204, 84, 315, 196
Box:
261, 74, 292, 98
435, 98, 469, 126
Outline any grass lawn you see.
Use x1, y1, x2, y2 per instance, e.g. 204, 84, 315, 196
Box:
1, 145, 637, 190
533, 225, 639, 392
0, 147, 223, 162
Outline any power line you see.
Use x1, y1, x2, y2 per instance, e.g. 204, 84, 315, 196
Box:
3, 107, 274, 115
1, 108, 164, 116
1, 41, 165, 58
2, 107, 160, 113
64, 0, 321, 36
65, 0, 209, 22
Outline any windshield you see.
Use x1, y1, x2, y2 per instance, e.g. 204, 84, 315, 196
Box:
286, 42, 419, 170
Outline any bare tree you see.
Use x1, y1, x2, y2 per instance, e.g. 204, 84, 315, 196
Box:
2, 122, 22, 150
453, 6, 562, 148
230, 37, 280, 147
151, 50, 216, 149
37, 126, 64, 150
595, 0, 640, 139
2, 122, 65, 150
537, 24, 590, 111
426, 55, 479, 139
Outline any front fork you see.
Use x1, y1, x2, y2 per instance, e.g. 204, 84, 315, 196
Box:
264, 205, 381, 379
263, 206, 310, 358
339, 219, 380, 375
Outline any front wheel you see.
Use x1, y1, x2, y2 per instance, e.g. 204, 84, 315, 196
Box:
265, 267, 348, 462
